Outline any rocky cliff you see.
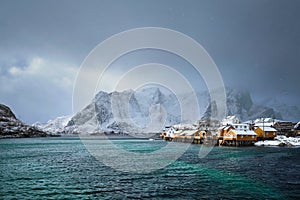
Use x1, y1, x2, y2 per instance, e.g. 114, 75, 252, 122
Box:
0, 104, 49, 138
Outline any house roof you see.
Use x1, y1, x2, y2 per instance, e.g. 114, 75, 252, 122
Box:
258, 126, 277, 132
294, 121, 300, 130
255, 122, 275, 127
224, 126, 233, 131
242, 120, 253, 124
173, 123, 196, 130
182, 130, 197, 136
224, 115, 239, 120
218, 126, 226, 130
231, 123, 248, 126
254, 118, 275, 123
174, 130, 183, 135
179, 132, 186, 136
230, 130, 257, 136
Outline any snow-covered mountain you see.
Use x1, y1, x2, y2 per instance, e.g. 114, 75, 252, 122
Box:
65, 87, 183, 133
202, 88, 283, 122
38, 87, 299, 134
260, 98, 300, 122
33, 115, 72, 134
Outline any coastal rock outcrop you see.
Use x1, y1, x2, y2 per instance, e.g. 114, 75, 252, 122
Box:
0, 104, 48, 138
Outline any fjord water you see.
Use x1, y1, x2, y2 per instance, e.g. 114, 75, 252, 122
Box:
1, 137, 299, 199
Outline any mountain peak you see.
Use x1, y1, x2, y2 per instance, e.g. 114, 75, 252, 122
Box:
0, 104, 17, 119
39, 87, 299, 134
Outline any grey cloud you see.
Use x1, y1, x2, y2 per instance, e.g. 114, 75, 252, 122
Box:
0, 0, 299, 122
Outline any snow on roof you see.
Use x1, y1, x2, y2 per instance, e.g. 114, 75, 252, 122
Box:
231, 123, 248, 126
225, 116, 238, 120
230, 129, 257, 136
173, 123, 196, 130
182, 130, 197, 136
242, 120, 253, 124
258, 126, 277, 132
254, 118, 275, 123
254, 118, 285, 124
179, 132, 186, 136
224, 126, 233, 130
174, 130, 183, 135
254, 122, 275, 127
294, 121, 300, 129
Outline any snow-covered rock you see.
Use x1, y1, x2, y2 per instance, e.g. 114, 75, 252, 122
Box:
255, 135, 300, 146
254, 140, 284, 146
0, 104, 48, 138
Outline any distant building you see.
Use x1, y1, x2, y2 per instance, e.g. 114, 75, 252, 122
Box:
254, 126, 277, 140
173, 123, 197, 130
181, 130, 199, 139
221, 116, 240, 126
231, 123, 249, 130
254, 118, 275, 124
273, 121, 296, 136
217, 125, 234, 139
253, 118, 296, 136
195, 119, 220, 132
161, 127, 176, 141
166, 127, 175, 136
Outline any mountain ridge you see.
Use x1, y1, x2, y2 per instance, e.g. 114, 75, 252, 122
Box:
35, 87, 300, 134
0, 104, 50, 138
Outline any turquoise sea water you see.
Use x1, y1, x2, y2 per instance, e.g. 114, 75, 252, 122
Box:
0, 137, 299, 199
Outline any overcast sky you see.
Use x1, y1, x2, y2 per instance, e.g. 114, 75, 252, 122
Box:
0, 0, 299, 123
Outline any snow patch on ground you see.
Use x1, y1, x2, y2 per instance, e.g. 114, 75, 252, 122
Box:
255, 135, 300, 146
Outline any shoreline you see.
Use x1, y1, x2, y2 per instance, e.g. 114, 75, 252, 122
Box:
2, 134, 300, 148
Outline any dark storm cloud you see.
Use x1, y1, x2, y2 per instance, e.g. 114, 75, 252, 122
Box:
0, 0, 299, 123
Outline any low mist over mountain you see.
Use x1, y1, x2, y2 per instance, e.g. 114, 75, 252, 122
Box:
202, 88, 286, 122
36, 87, 300, 134
261, 98, 300, 122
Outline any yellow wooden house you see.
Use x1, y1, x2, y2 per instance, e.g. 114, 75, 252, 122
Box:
254, 126, 277, 140
217, 125, 234, 138
222, 129, 257, 146
160, 131, 166, 139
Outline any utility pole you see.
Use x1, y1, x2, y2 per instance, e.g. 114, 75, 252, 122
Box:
263, 118, 265, 141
